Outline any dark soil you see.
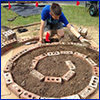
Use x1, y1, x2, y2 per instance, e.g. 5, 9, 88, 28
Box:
11, 35, 99, 97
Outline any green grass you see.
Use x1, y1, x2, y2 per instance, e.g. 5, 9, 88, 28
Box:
61, 5, 99, 27
1, 5, 99, 27
1, 5, 41, 27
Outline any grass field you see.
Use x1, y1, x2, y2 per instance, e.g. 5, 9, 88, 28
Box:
1, 4, 99, 27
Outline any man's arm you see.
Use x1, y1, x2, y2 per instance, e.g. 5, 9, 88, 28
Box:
66, 23, 89, 43
39, 20, 45, 43
67, 23, 80, 38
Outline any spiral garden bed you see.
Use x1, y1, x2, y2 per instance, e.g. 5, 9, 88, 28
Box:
3, 37, 99, 99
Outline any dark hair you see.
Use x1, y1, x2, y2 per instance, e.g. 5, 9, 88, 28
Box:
50, 3, 62, 16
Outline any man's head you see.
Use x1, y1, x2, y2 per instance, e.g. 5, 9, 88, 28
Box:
50, 3, 62, 20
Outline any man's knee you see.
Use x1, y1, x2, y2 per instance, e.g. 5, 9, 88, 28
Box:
57, 29, 64, 37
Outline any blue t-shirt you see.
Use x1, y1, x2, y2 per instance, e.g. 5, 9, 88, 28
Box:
41, 5, 69, 26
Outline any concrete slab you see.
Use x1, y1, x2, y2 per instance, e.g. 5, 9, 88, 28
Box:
90, 90, 99, 99
1, 50, 13, 96
1, 74, 11, 96
1, 92, 18, 99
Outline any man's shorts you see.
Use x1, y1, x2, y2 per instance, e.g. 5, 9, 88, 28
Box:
44, 20, 63, 32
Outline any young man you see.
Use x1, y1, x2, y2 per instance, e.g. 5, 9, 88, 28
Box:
39, 3, 89, 44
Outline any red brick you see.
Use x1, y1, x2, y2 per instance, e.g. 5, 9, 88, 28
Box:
2, 31, 8, 36
30, 59, 38, 69
89, 75, 99, 89
1, 45, 7, 55
65, 60, 76, 70
8, 82, 24, 98
3, 72, 12, 78
41, 97, 59, 99
92, 67, 99, 76
60, 94, 80, 99
60, 42, 65, 45
81, 28, 87, 37
5, 41, 11, 44
3, 72, 13, 86
52, 42, 60, 45
6, 46, 12, 51
4, 39, 17, 51
78, 85, 95, 99
73, 43, 78, 46
10, 38, 17, 44
77, 27, 82, 33
20, 91, 40, 99
67, 42, 71, 45
3, 30, 17, 40
60, 51, 73, 55
43, 53, 48, 56
85, 58, 97, 67
16, 52, 22, 58
19, 50, 23, 54
30, 70, 45, 81
89, 46, 98, 51
3, 62, 13, 73
4, 77, 13, 86
62, 70, 76, 82
1, 43, 7, 48
8, 58, 13, 62
10, 38, 16, 42
21, 49, 28, 55
76, 43, 83, 46
70, 42, 74, 45
28, 45, 40, 51
47, 51, 60, 56
35, 54, 47, 61
20, 38, 31, 44
74, 52, 87, 60
44, 76, 62, 83
68, 42, 82, 47
11, 54, 20, 62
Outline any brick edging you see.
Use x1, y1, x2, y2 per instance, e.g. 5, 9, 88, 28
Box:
3, 42, 99, 99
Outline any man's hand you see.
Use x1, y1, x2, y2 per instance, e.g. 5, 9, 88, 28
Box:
37, 39, 44, 44
37, 40, 42, 44
80, 38, 89, 43
78, 36, 91, 46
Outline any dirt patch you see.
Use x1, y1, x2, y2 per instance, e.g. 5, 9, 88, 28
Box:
71, 24, 99, 45
11, 43, 99, 97
1, 23, 99, 97
1, 24, 40, 43
1, 24, 99, 46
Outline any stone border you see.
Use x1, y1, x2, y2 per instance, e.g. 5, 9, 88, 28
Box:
1, 35, 99, 56
3, 42, 99, 99
1, 36, 39, 55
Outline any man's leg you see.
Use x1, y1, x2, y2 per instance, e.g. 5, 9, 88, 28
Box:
54, 22, 64, 38
57, 28, 64, 37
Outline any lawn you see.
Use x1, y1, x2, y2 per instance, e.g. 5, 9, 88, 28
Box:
61, 5, 99, 27
1, 4, 99, 27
